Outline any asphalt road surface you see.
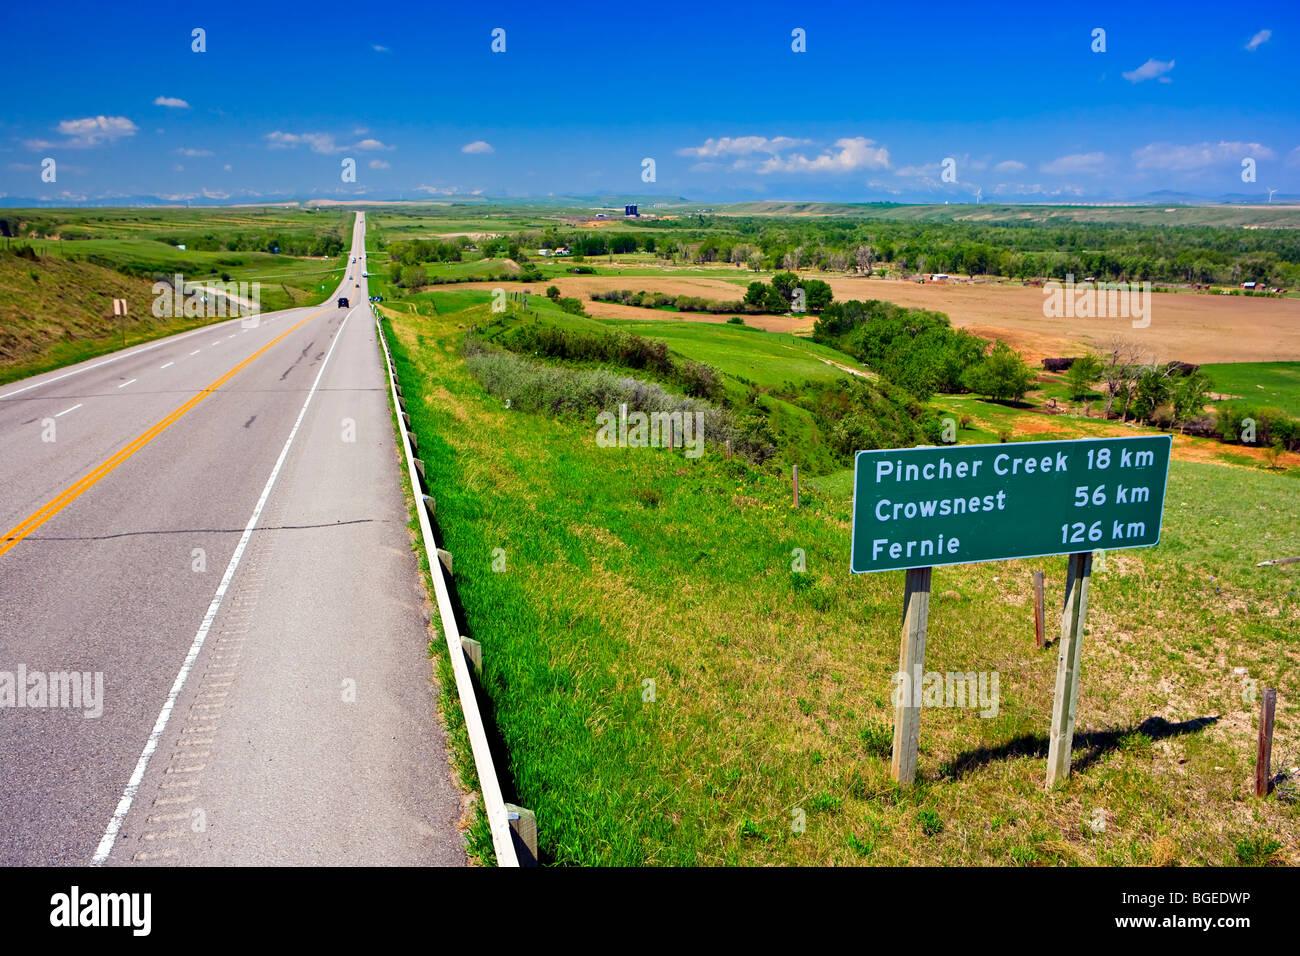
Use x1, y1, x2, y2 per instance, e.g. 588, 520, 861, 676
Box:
0, 213, 467, 866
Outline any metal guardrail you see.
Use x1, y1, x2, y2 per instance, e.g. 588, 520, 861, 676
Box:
373, 306, 522, 867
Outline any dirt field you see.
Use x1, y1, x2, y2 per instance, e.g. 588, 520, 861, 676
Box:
439, 273, 1300, 364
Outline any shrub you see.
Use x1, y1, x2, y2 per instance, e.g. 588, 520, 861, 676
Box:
961, 340, 1034, 401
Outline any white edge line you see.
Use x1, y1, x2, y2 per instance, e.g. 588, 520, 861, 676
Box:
159, 362, 175, 370
91, 305, 354, 865
0, 316, 243, 403
374, 308, 520, 867
117, 379, 137, 389
54, 403, 82, 418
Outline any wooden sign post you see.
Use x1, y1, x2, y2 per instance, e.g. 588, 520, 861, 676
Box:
1046, 551, 1092, 789
850, 437, 1170, 791
890, 566, 932, 786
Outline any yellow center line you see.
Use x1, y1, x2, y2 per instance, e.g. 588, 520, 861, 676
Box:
0, 308, 328, 559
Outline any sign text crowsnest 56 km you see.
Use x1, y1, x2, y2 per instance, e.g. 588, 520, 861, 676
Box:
850, 435, 1172, 574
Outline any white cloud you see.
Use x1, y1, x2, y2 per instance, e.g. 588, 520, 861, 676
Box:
676, 135, 811, 158
1122, 58, 1175, 83
265, 131, 339, 153
1246, 29, 1271, 52
758, 137, 890, 174
223, 164, 232, 171
461, 140, 494, 154
153, 96, 190, 109
175, 148, 212, 157
33, 115, 139, 148
372, 44, 389, 53
994, 159, 1026, 173
1040, 152, 1108, 175
369, 159, 390, 169
1287, 146, 1300, 167
263, 131, 387, 154
1133, 141, 1275, 171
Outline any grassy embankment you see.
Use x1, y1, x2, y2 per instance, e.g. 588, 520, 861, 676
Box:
379, 279, 1299, 866
0, 207, 349, 385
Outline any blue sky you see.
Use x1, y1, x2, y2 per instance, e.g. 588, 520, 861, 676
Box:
3, 0, 1297, 204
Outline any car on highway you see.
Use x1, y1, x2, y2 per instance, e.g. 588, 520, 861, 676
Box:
337, 296, 349, 308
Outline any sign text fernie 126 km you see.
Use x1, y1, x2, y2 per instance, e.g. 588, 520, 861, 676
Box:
850, 435, 1172, 574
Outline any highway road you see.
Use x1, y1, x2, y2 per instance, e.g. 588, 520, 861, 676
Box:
0, 213, 467, 865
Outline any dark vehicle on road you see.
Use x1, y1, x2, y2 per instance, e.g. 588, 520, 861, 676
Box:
337, 296, 349, 308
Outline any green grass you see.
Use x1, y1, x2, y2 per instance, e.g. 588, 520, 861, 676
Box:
604, 319, 869, 389
1201, 362, 1300, 417
382, 286, 1299, 867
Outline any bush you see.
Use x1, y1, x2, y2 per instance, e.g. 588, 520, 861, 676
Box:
463, 340, 741, 453
960, 340, 1034, 401
555, 296, 586, 316
813, 299, 987, 400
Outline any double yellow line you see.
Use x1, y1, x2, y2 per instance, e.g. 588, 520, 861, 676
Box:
0, 309, 326, 560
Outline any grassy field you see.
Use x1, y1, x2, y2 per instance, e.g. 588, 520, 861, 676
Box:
379, 265, 1299, 866
1202, 362, 1300, 417
0, 207, 349, 383
605, 319, 869, 389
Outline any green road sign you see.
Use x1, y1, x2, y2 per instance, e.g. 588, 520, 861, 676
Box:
850, 435, 1171, 574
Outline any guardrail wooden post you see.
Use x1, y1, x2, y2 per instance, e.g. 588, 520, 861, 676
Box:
891, 566, 932, 786
1033, 570, 1045, 648
1256, 687, 1277, 797
461, 636, 482, 675
421, 494, 435, 518
436, 548, 453, 575
1046, 551, 1093, 788
505, 804, 538, 866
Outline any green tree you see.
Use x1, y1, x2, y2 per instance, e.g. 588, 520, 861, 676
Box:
1063, 353, 1104, 400
960, 341, 1034, 401
1172, 371, 1213, 426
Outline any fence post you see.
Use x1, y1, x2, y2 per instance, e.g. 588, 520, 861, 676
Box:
1256, 687, 1277, 797
1033, 570, 1045, 648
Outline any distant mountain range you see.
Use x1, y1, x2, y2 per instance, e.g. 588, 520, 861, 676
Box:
0, 190, 1295, 210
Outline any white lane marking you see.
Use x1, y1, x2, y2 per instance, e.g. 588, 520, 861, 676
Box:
190, 350, 201, 356
92, 305, 356, 865
227, 334, 236, 340
117, 379, 137, 389
54, 403, 83, 417
160, 362, 175, 370
0, 318, 247, 402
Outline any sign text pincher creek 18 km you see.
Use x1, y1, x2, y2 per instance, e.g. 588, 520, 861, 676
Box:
850, 435, 1172, 574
